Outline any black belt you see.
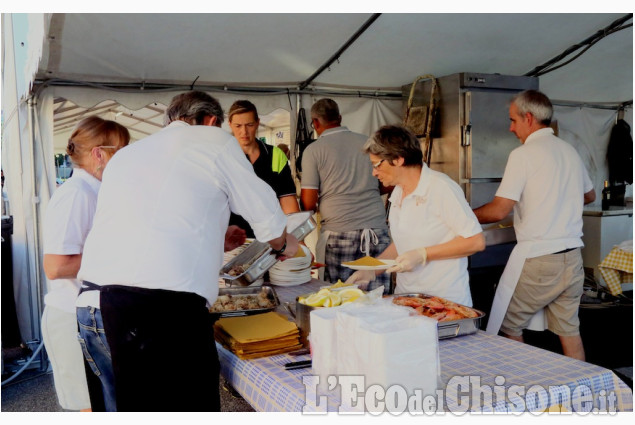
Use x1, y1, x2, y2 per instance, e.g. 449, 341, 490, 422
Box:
553, 247, 576, 255
79, 280, 103, 295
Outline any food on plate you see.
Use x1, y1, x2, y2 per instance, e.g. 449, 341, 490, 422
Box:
342, 256, 386, 267
392, 295, 479, 322
299, 287, 365, 308
321, 279, 356, 290
210, 288, 274, 312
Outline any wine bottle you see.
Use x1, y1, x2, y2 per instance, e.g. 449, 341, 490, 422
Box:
601, 181, 611, 210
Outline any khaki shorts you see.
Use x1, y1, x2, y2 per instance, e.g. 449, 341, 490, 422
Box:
501, 248, 584, 337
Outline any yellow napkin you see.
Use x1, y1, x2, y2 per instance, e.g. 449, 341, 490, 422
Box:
216, 312, 299, 343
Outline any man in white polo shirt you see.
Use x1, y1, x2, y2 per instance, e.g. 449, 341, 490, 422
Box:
473, 90, 595, 361
76, 91, 298, 411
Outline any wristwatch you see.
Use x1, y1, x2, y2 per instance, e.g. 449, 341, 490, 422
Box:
271, 240, 287, 256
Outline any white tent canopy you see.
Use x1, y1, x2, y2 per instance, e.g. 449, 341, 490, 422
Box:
1, 12, 633, 350
36, 13, 632, 102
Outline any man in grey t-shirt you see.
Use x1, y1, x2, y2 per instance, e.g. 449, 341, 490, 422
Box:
300, 98, 391, 291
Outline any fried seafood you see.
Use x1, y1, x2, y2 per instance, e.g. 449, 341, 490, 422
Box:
392, 295, 479, 322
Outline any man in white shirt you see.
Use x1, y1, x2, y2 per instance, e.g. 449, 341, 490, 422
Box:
473, 90, 595, 361
76, 91, 298, 411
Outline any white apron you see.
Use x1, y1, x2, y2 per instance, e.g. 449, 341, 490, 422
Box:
315, 228, 378, 282
485, 241, 546, 335
315, 229, 332, 281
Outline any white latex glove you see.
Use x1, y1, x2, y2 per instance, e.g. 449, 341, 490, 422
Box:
386, 247, 427, 273
345, 269, 376, 290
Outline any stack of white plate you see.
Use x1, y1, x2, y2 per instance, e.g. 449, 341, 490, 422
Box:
268, 245, 312, 286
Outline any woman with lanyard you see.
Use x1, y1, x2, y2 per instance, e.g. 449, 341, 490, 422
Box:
346, 125, 485, 306
42, 116, 129, 411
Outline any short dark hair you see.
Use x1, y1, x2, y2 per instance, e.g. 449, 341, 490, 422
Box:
363, 125, 423, 167
311, 98, 341, 125
228, 100, 259, 122
164, 91, 224, 126
511, 90, 553, 126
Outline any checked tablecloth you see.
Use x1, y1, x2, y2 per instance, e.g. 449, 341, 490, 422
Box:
598, 243, 633, 296
217, 279, 633, 413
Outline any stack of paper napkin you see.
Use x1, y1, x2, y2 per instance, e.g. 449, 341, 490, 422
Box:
214, 312, 303, 359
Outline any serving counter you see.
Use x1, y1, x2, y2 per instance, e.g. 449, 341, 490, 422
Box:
217, 279, 633, 413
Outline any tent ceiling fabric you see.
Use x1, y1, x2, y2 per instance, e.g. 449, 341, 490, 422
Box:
36, 13, 632, 105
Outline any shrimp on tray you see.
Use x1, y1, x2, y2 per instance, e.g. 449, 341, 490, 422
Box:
391, 295, 479, 322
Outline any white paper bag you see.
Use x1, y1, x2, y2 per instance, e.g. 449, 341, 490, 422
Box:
310, 303, 360, 393
335, 303, 410, 377
336, 301, 441, 413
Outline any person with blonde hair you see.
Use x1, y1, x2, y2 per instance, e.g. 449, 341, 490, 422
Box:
42, 116, 129, 411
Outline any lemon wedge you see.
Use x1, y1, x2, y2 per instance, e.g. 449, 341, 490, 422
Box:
339, 288, 364, 304
323, 292, 341, 307
305, 293, 328, 307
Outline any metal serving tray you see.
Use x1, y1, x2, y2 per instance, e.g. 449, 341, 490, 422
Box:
209, 285, 280, 319
287, 211, 317, 241
220, 240, 277, 286
388, 293, 486, 339
220, 213, 317, 287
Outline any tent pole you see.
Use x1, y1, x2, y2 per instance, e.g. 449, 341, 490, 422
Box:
26, 95, 44, 357
298, 14, 381, 91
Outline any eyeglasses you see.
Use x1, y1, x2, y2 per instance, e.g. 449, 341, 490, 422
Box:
372, 159, 385, 169
99, 146, 120, 149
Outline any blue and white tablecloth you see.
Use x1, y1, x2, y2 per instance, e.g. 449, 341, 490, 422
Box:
218, 279, 632, 413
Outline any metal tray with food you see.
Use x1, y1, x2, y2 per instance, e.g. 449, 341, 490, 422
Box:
387, 293, 486, 339
220, 240, 277, 286
220, 213, 316, 287
209, 285, 280, 318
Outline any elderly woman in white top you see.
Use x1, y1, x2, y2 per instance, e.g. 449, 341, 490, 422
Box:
42, 116, 129, 411
347, 125, 485, 306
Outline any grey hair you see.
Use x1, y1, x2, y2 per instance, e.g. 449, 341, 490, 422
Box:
310, 98, 341, 125
511, 90, 553, 126
363, 125, 423, 167
163, 91, 224, 126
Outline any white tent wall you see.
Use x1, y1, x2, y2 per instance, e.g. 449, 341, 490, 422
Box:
2, 13, 55, 360
553, 106, 634, 207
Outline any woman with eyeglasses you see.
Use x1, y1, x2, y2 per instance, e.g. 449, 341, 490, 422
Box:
42, 116, 129, 411
346, 125, 485, 306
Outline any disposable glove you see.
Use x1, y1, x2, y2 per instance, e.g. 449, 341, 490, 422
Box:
386, 247, 427, 273
345, 269, 376, 290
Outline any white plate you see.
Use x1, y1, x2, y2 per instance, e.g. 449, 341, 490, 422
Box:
341, 259, 397, 271
320, 283, 360, 291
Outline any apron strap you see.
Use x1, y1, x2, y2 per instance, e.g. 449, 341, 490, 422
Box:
79, 280, 103, 295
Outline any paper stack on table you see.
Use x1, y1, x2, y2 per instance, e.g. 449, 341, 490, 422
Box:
310, 298, 441, 410
214, 312, 303, 359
